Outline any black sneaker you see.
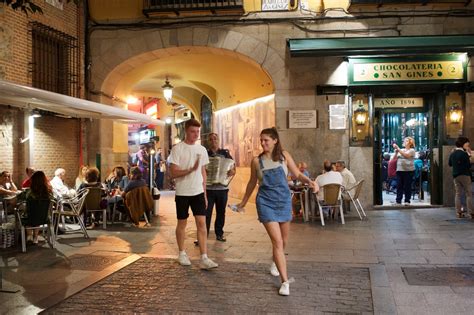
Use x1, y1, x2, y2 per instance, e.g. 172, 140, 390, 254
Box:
216, 235, 226, 242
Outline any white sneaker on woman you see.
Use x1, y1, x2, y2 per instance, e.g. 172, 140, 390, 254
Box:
270, 262, 280, 277
278, 278, 295, 296
199, 257, 218, 269
177, 252, 191, 266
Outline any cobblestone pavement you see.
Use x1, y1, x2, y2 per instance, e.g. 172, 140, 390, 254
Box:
45, 258, 373, 314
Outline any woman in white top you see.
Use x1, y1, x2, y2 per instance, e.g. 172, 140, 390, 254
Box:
75, 165, 88, 191
236, 127, 317, 296
393, 137, 416, 205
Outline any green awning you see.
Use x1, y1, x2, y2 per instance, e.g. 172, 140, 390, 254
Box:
288, 35, 474, 57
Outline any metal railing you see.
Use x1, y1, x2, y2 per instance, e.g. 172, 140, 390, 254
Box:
143, 0, 244, 16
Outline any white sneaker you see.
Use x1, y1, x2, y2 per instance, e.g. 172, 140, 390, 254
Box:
270, 262, 280, 277
177, 252, 191, 266
199, 257, 218, 269
278, 278, 295, 296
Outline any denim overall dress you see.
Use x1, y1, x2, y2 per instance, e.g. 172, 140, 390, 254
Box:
256, 157, 292, 223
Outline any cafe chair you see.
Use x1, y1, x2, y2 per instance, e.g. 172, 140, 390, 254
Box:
315, 184, 344, 226
342, 180, 367, 221
84, 187, 107, 229
53, 189, 89, 239
16, 198, 55, 253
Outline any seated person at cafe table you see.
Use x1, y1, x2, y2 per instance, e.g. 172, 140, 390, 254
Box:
105, 166, 128, 219
0, 171, 18, 196
315, 160, 343, 200
50, 168, 76, 198
122, 167, 153, 226
21, 166, 35, 189
78, 167, 106, 229
0, 170, 20, 211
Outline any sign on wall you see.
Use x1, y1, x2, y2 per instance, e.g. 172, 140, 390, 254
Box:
262, 0, 290, 11
374, 97, 424, 108
329, 104, 347, 130
349, 54, 467, 85
288, 110, 317, 129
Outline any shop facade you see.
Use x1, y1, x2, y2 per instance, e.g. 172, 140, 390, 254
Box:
87, 1, 474, 208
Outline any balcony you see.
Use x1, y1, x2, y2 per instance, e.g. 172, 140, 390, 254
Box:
349, 0, 471, 7
143, 0, 245, 17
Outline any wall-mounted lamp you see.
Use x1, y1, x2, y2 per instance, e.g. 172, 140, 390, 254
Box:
162, 78, 173, 103
30, 109, 41, 118
354, 101, 368, 126
165, 117, 172, 124
448, 103, 462, 123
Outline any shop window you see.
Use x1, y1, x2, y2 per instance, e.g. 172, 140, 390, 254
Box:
350, 95, 371, 146
29, 22, 79, 98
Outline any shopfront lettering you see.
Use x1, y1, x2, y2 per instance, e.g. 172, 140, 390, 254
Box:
262, 0, 289, 11
351, 59, 464, 83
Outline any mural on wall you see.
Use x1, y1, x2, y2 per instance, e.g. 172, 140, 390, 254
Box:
214, 95, 275, 167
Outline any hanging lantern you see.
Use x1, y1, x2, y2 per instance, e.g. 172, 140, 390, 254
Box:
162, 78, 173, 103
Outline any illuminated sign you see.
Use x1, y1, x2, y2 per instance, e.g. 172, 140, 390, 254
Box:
349, 55, 467, 85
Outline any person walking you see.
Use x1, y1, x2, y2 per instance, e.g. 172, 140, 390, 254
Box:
205, 133, 235, 242
169, 118, 218, 270
392, 137, 416, 205
235, 127, 317, 296
448, 136, 473, 218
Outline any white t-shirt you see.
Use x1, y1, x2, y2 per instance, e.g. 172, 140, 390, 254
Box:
169, 141, 209, 196
315, 171, 343, 200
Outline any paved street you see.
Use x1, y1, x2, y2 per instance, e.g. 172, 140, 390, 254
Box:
1, 191, 474, 314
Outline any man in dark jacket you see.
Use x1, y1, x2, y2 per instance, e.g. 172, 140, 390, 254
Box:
448, 136, 473, 218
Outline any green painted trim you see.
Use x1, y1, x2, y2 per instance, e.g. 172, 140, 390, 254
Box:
348, 54, 468, 86
288, 35, 474, 57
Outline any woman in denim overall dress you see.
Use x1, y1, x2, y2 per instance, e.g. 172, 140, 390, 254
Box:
236, 127, 318, 296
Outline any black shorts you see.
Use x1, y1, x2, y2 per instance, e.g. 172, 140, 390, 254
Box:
175, 193, 206, 220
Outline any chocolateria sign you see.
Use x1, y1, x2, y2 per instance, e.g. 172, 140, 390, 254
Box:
349, 55, 467, 85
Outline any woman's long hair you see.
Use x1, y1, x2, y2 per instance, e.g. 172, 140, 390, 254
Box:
115, 166, 126, 179
260, 127, 284, 162
77, 165, 88, 181
30, 171, 52, 199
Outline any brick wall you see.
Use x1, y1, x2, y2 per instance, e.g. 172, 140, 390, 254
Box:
0, 2, 83, 88
0, 107, 24, 185
33, 115, 80, 187
0, 2, 86, 187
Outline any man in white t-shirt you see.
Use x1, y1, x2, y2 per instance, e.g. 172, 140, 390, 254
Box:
169, 118, 218, 270
315, 160, 343, 200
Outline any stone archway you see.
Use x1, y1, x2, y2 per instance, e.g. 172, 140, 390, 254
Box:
88, 26, 287, 180
89, 26, 288, 101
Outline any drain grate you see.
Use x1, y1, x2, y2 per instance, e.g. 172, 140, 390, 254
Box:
50, 253, 130, 271
402, 267, 474, 286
